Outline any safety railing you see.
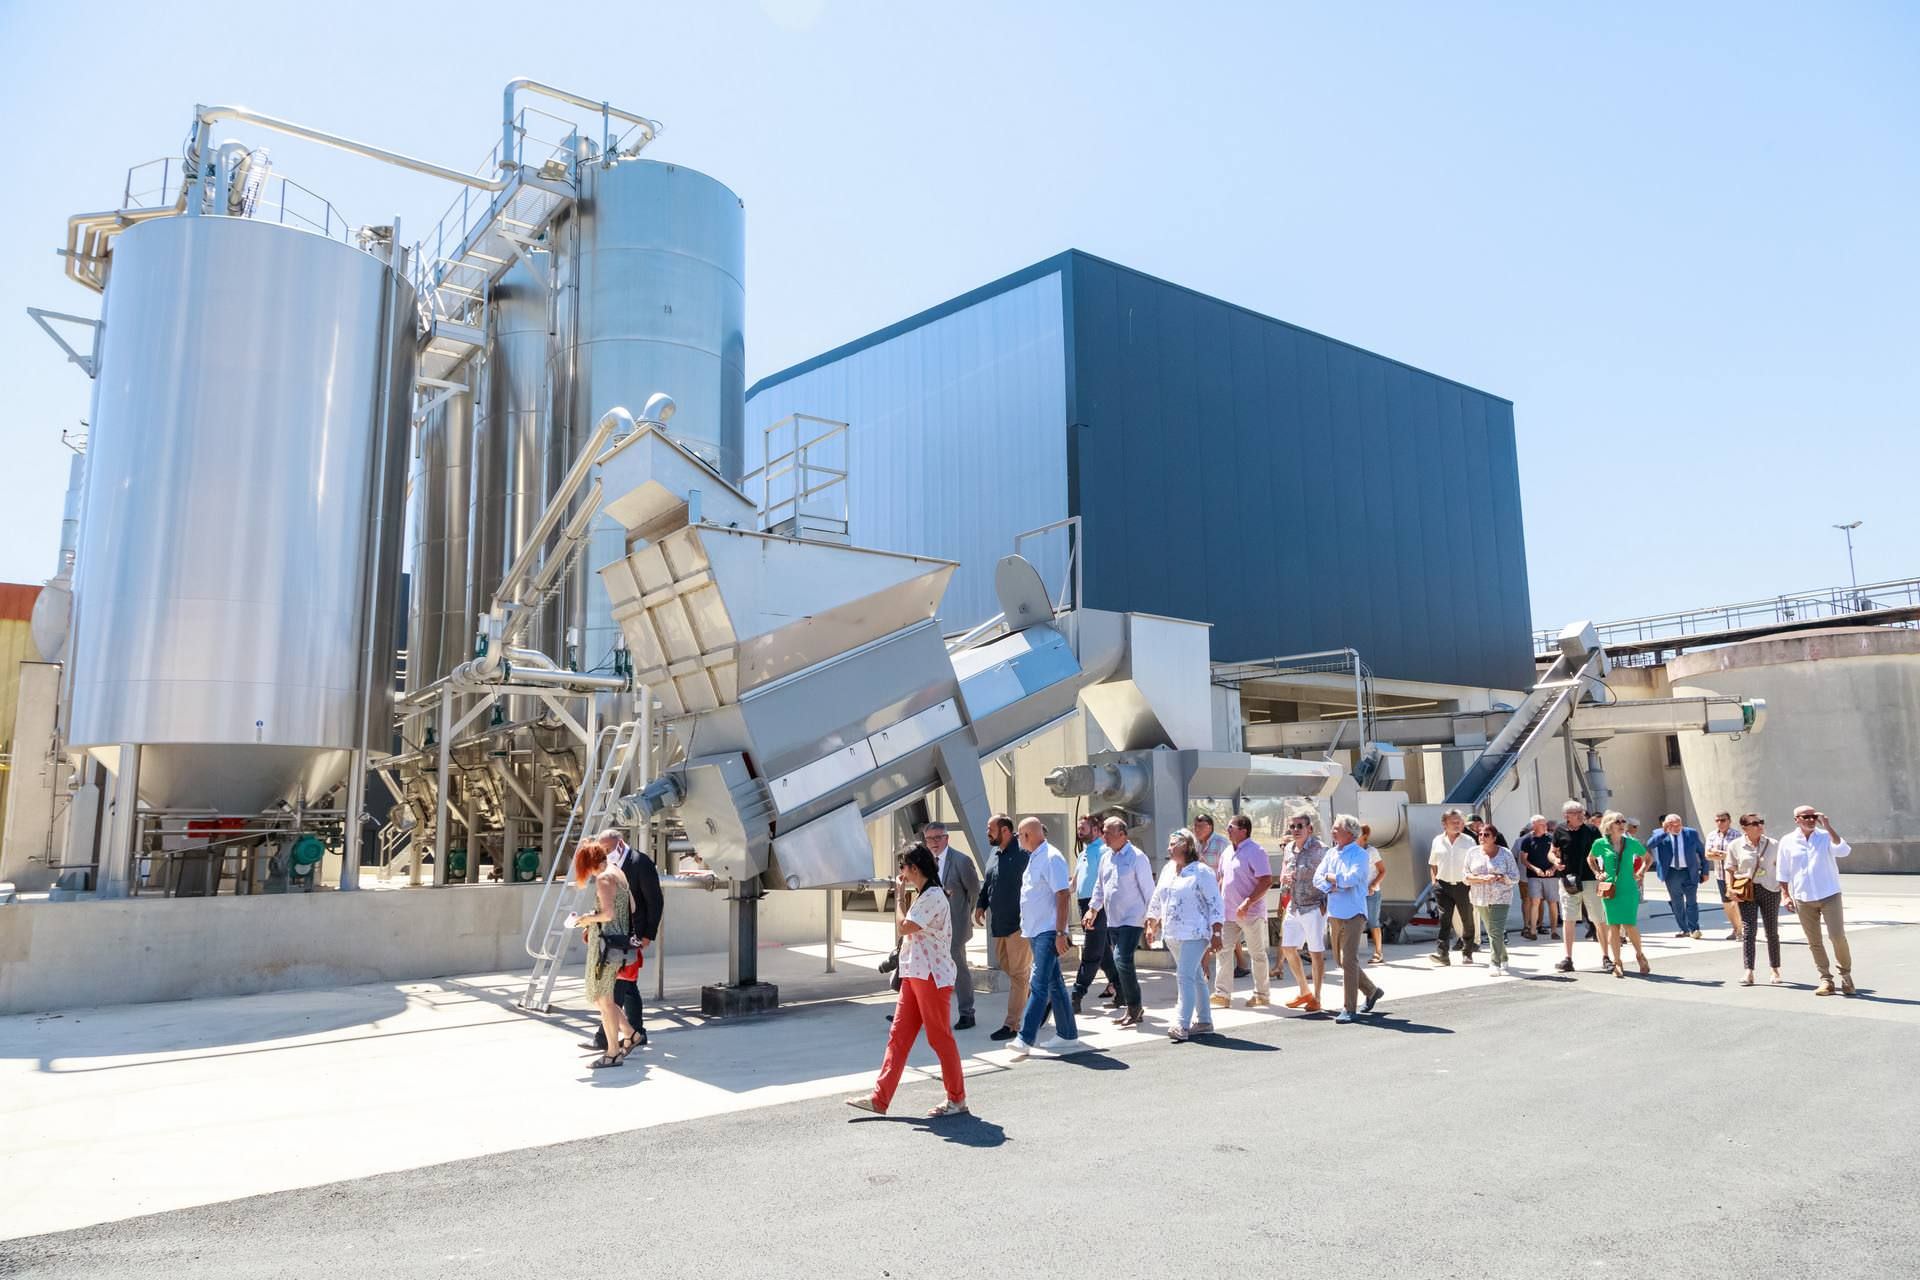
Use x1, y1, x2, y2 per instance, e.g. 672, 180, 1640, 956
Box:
742, 414, 850, 539
1535, 575, 1920, 655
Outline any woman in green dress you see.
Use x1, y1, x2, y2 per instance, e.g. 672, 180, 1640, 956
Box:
566, 839, 637, 1068
1591, 811, 1650, 977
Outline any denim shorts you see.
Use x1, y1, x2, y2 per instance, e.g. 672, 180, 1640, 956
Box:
1365, 889, 1383, 929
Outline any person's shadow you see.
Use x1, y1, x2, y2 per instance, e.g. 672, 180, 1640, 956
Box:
849, 1113, 1009, 1148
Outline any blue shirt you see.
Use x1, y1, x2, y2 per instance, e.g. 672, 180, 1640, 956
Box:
1312, 841, 1371, 919
1075, 839, 1107, 898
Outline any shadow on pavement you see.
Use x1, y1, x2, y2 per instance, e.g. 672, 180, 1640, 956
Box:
850, 1113, 1010, 1148
1353, 1014, 1452, 1035
1189, 1033, 1278, 1052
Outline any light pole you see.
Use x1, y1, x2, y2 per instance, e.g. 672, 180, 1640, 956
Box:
1833, 521, 1862, 603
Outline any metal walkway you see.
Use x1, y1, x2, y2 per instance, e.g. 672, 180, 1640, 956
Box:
1534, 575, 1920, 662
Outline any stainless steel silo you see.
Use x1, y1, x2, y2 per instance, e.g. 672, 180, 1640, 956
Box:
556, 159, 745, 672
469, 258, 553, 655
66, 213, 415, 813
406, 377, 474, 689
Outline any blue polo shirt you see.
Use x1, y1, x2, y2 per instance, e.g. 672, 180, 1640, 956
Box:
1075, 839, 1107, 898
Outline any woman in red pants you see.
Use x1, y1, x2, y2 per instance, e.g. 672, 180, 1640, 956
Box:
847, 843, 969, 1118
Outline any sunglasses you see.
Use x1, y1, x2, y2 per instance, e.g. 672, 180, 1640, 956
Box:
1288, 821, 1311, 829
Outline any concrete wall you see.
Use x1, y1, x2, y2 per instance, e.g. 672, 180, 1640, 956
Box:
1670, 627, 1920, 872
0, 881, 829, 1015
1588, 664, 1686, 829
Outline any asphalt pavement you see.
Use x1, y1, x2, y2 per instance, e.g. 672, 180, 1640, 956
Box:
5, 919, 1916, 1280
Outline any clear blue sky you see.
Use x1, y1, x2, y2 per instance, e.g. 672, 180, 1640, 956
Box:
3, 1, 1914, 631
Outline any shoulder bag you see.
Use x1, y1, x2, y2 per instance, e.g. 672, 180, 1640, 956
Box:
1729, 841, 1759, 902
1596, 846, 1619, 900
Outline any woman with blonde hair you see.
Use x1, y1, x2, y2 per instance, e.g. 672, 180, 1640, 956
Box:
565, 839, 638, 1068
1145, 827, 1225, 1041
1591, 811, 1650, 977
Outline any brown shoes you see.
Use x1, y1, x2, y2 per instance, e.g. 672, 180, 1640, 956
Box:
1841, 976, 1857, 996
1815, 978, 1835, 997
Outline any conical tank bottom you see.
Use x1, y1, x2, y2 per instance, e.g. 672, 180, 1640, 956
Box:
127, 744, 352, 814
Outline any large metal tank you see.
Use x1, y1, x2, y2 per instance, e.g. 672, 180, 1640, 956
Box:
468, 258, 553, 655
66, 214, 415, 812
405, 378, 474, 689
557, 159, 745, 673
1672, 627, 1920, 873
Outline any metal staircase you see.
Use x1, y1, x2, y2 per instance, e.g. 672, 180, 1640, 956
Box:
518, 720, 645, 1012
1446, 639, 1606, 813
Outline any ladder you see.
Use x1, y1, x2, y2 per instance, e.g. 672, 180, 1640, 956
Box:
518, 720, 645, 1012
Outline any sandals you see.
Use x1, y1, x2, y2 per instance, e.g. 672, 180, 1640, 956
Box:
1612, 961, 1625, 979
926, 1100, 969, 1118
1740, 973, 1755, 986
844, 1096, 884, 1114
588, 1054, 621, 1069
1371, 952, 1384, 965
1637, 956, 1650, 975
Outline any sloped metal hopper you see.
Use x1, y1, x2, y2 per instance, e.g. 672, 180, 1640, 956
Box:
601, 527, 956, 719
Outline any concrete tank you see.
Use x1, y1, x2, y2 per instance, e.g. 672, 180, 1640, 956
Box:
556, 159, 745, 673
66, 214, 415, 812
1670, 627, 1920, 872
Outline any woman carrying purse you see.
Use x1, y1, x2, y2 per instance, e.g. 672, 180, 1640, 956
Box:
1728, 813, 1783, 986
1591, 811, 1650, 978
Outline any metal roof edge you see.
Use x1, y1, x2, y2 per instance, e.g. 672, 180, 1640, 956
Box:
1061, 249, 1515, 407
746, 252, 1079, 400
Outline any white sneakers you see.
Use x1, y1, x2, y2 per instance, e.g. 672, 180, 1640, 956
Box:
1008, 1034, 1087, 1058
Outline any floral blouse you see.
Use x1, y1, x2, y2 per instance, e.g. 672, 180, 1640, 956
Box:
899, 884, 956, 987
1147, 860, 1226, 941
1466, 847, 1519, 907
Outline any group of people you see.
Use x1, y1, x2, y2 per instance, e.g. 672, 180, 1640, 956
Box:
1431, 800, 1860, 993
845, 806, 1391, 1118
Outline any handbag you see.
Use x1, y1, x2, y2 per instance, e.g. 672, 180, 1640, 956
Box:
1596, 852, 1619, 900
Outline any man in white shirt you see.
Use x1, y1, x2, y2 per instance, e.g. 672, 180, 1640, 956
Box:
1776, 805, 1856, 996
1010, 817, 1086, 1056
1428, 809, 1478, 966
1087, 815, 1156, 1027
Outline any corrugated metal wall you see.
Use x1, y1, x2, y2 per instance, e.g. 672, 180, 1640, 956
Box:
1064, 254, 1533, 690
745, 271, 1071, 630
747, 252, 1533, 690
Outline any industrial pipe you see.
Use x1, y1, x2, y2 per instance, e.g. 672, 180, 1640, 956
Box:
193, 106, 507, 192
490, 406, 635, 611
500, 78, 659, 172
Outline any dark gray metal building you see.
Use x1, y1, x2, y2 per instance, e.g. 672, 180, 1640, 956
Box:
747, 250, 1532, 690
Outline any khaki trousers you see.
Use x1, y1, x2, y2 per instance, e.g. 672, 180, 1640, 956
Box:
1794, 893, 1851, 981
1328, 915, 1378, 1013
1214, 917, 1270, 1000
994, 934, 1032, 1029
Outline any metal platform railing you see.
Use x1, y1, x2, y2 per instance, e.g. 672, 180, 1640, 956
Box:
1534, 575, 1920, 656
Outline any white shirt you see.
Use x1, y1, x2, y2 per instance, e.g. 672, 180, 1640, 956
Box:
1776, 826, 1850, 902
1365, 844, 1383, 890
899, 884, 956, 987
1089, 842, 1156, 928
1147, 860, 1226, 941
1429, 832, 1476, 883
1019, 841, 1072, 938
1726, 835, 1779, 892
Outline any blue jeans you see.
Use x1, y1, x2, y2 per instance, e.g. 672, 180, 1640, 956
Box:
1172, 937, 1209, 1030
1109, 924, 1143, 1008
1018, 931, 1078, 1043
1664, 871, 1700, 932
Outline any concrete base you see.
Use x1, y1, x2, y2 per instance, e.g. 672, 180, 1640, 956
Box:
701, 981, 780, 1016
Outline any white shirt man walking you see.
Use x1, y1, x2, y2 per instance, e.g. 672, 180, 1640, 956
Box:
1009, 818, 1087, 1056
1777, 805, 1856, 997
1428, 809, 1478, 965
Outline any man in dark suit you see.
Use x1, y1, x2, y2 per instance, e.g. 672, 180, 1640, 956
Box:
589, 828, 665, 1050
924, 822, 982, 1030
1647, 814, 1706, 939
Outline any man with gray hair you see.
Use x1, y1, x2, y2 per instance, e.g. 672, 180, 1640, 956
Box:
922, 822, 981, 1030
1647, 813, 1706, 939
1551, 800, 1606, 973
1314, 814, 1382, 1023
1428, 809, 1477, 966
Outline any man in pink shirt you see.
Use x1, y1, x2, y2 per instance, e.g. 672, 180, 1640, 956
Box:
1211, 815, 1274, 1008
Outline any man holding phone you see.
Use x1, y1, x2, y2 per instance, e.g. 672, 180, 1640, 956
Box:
1777, 805, 1856, 996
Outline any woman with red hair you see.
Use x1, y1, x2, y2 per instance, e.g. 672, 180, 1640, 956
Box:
565, 839, 637, 1068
